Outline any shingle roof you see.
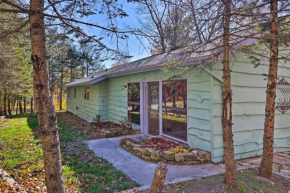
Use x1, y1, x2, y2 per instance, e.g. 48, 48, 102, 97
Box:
64, 36, 255, 87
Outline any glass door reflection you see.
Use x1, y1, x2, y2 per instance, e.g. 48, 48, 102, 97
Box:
148, 82, 159, 135
162, 80, 187, 141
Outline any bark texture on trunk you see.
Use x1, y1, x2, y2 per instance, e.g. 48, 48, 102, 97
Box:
8, 94, 12, 116
12, 95, 16, 112
149, 162, 168, 193
16, 96, 18, 115
3, 92, 7, 116
222, 0, 237, 188
24, 98, 27, 113
259, 0, 278, 179
19, 97, 23, 114
59, 88, 62, 111
31, 97, 34, 113
29, 0, 64, 192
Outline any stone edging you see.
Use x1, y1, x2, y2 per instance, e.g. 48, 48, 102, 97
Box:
120, 138, 211, 165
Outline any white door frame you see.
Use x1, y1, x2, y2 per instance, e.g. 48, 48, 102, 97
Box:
140, 79, 188, 143
140, 79, 162, 135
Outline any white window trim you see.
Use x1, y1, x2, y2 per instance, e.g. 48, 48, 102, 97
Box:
139, 78, 188, 143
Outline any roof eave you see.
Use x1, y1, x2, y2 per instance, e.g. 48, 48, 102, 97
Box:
63, 81, 91, 88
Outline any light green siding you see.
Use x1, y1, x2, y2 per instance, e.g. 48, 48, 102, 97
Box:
106, 68, 213, 152
67, 81, 109, 122
66, 48, 290, 163
67, 68, 214, 153
211, 51, 290, 162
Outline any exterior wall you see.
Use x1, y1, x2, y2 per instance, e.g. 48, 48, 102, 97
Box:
211, 51, 290, 162
67, 81, 108, 122
107, 68, 213, 152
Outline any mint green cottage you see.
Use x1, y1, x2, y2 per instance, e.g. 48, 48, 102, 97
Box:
64, 41, 290, 163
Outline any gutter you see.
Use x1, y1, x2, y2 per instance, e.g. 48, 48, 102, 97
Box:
63, 81, 90, 87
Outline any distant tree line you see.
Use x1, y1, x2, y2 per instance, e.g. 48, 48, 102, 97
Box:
47, 36, 104, 111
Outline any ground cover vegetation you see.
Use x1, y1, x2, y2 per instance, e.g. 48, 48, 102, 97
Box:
132, 168, 290, 193
0, 0, 289, 192
0, 114, 139, 193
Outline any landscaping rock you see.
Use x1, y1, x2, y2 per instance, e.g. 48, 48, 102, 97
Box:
119, 136, 211, 166
124, 139, 130, 146
163, 151, 175, 161
186, 161, 197, 165
175, 153, 184, 162
151, 152, 161, 162
134, 147, 148, 155
183, 153, 199, 161
134, 151, 142, 158
175, 161, 185, 165
197, 150, 211, 161
126, 142, 134, 150
142, 155, 151, 161
167, 161, 175, 165
144, 148, 154, 156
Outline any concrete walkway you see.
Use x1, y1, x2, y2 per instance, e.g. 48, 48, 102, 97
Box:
85, 135, 259, 187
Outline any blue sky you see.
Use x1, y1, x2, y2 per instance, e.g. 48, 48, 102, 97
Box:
81, 1, 151, 68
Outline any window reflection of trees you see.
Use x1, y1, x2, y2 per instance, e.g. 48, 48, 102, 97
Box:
162, 79, 187, 141
128, 83, 140, 125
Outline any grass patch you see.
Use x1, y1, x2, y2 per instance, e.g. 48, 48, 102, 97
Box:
160, 169, 290, 193
0, 113, 139, 192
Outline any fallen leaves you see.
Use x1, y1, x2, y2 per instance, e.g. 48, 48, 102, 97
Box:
58, 112, 140, 139
129, 136, 190, 152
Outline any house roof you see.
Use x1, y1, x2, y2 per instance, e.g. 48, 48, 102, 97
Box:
64, 36, 255, 87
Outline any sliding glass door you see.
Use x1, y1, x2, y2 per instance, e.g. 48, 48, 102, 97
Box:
139, 79, 187, 141
162, 80, 187, 141
148, 82, 160, 135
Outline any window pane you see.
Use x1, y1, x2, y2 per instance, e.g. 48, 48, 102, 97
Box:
162, 80, 187, 108
150, 84, 159, 111
128, 83, 140, 125
128, 83, 140, 102
162, 80, 187, 141
128, 104, 140, 125
162, 109, 187, 141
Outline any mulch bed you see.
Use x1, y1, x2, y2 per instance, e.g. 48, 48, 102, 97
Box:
58, 112, 140, 138
128, 136, 192, 153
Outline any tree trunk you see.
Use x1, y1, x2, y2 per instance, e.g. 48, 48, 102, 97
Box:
149, 162, 168, 193
3, 92, 7, 116
16, 96, 18, 115
31, 97, 34, 113
12, 95, 16, 112
19, 97, 23, 114
59, 62, 63, 111
24, 98, 27, 113
29, 0, 65, 192
259, 0, 278, 179
222, 0, 237, 188
59, 88, 62, 111
8, 94, 12, 116
86, 62, 89, 76
0, 94, 2, 116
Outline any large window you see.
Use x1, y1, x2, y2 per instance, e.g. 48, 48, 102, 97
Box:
128, 83, 140, 125
162, 79, 187, 141
84, 87, 90, 100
